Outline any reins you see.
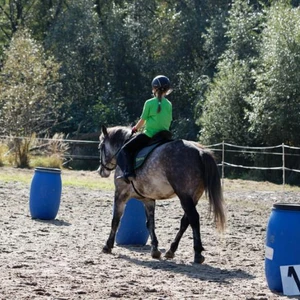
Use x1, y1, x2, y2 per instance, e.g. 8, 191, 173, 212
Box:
99, 131, 134, 171
99, 146, 120, 171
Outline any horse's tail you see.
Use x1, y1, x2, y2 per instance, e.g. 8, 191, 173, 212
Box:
200, 149, 226, 232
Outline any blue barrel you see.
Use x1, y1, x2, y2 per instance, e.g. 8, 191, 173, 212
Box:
116, 198, 149, 245
265, 203, 300, 292
29, 167, 62, 220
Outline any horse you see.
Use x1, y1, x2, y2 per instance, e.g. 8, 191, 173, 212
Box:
97, 125, 225, 264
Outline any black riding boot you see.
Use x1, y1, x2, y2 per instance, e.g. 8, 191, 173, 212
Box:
117, 151, 135, 183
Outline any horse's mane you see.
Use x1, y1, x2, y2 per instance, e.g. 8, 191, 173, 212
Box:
107, 126, 132, 147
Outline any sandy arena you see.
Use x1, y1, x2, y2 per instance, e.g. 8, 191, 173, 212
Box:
0, 168, 299, 299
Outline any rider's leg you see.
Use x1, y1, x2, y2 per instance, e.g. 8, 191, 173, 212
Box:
117, 133, 151, 182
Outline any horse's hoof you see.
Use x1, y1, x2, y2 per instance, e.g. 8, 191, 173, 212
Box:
151, 249, 161, 259
194, 254, 205, 264
165, 250, 175, 259
102, 245, 112, 254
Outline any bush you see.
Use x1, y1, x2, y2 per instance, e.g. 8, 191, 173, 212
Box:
29, 133, 69, 169
11, 137, 32, 168
0, 142, 9, 167
4, 133, 69, 169
30, 155, 63, 169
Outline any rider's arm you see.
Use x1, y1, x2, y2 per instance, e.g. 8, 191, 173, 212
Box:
133, 119, 145, 132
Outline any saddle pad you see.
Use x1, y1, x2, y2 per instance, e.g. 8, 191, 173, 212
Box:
134, 142, 162, 169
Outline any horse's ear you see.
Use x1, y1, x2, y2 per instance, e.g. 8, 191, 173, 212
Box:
102, 125, 108, 136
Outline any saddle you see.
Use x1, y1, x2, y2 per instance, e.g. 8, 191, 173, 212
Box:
134, 130, 173, 169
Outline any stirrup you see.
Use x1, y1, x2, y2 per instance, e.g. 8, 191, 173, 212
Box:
116, 174, 130, 184
116, 173, 135, 184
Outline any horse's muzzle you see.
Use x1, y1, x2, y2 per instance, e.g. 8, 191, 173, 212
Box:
97, 166, 110, 178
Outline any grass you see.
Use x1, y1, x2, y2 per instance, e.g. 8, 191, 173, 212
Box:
62, 170, 114, 190
0, 167, 115, 191
0, 171, 32, 184
0, 166, 299, 193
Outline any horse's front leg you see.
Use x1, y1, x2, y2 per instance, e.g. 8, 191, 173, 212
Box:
103, 193, 127, 254
144, 199, 161, 259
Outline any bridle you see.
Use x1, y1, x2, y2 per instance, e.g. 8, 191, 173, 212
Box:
98, 141, 120, 171
98, 131, 151, 199
98, 131, 134, 172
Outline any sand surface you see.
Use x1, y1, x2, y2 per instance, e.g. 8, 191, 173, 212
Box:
0, 168, 300, 299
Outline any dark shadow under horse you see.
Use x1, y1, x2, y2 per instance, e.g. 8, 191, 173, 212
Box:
98, 125, 226, 264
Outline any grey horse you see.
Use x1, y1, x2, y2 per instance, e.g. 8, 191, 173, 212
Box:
98, 125, 225, 264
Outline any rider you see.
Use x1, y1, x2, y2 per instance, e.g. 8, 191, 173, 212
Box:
117, 75, 173, 183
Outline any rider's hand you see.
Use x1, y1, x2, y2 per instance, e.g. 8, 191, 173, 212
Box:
132, 126, 137, 134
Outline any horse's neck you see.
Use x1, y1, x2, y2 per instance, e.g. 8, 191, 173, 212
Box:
122, 131, 133, 144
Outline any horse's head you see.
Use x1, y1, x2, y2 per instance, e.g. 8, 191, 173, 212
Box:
97, 125, 132, 178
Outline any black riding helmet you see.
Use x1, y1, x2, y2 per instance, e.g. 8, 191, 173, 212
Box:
152, 75, 171, 93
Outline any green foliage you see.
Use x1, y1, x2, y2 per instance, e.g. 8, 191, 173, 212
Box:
28, 0, 70, 40
172, 71, 206, 139
199, 59, 252, 144
224, 0, 263, 60
0, 0, 26, 57
0, 28, 62, 137
199, 0, 262, 145
2, 0, 300, 168
0, 0, 45, 60
45, 0, 119, 133
247, 2, 300, 145
202, 9, 229, 76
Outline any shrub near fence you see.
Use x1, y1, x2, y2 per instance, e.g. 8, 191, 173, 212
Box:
0, 134, 100, 170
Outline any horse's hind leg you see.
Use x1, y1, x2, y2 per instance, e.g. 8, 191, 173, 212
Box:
179, 196, 205, 264
165, 213, 189, 259
144, 199, 161, 259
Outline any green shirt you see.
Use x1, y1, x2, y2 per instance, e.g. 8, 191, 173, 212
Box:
140, 97, 172, 138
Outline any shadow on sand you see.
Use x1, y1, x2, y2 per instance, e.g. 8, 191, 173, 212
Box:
114, 245, 255, 284
30, 217, 71, 226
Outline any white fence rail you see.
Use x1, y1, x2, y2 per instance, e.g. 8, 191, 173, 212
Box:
206, 142, 300, 187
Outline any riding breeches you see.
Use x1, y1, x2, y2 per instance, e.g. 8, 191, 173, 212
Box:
123, 133, 151, 154
117, 133, 151, 174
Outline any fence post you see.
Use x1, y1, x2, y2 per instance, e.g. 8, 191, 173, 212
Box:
222, 141, 225, 187
282, 143, 285, 190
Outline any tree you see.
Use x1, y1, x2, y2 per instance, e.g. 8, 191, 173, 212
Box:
0, 28, 62, 137
45, 0, 114, 134
199, 0, 262, 145
247, 2, 300, 146
0, 0, 35, 61
199, 59, 253, 144
28, 0, 70, 40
